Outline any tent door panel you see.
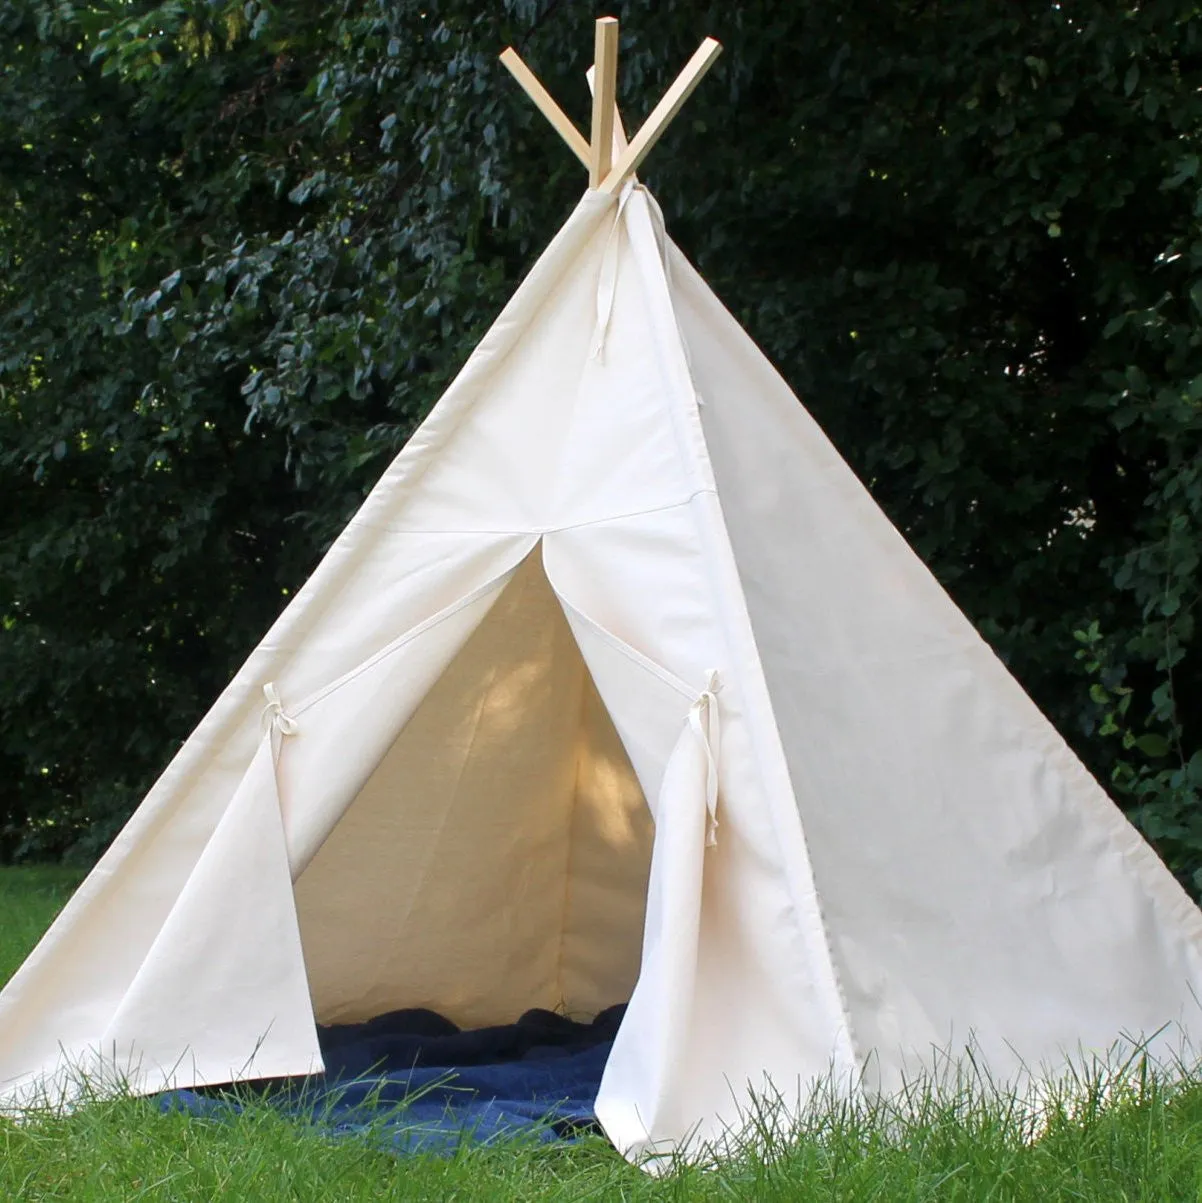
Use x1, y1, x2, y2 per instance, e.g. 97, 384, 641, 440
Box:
293, 549, 655, 1029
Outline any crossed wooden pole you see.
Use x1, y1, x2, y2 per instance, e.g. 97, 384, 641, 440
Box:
500, 18, 722, 195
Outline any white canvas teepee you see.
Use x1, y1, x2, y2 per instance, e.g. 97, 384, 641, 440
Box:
4, 20, 1202, 1166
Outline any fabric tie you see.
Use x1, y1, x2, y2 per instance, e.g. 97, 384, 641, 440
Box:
589, 178, 638, 361
688, 670, 721, 848
261, 682, 299, 739
591, 183, 699, 401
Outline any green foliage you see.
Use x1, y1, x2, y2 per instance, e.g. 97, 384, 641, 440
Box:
1077, 620, 1202, 892
1, 0, 1200, 880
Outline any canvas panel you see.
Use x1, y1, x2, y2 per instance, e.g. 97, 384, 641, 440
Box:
669, 239, 1202, 1091
273, 556, 533, 875
378, 196, 618, 537
0, 739, 319, 1107
0, 561, 525, 1106
96, 736, 319, 1093
549, 488, 857, 1157
294, 552, 654, 1029
546, 189, 859, 1155
596, 705, 712, 1159
544, 200, 710, 527
0, 189, 620, 1105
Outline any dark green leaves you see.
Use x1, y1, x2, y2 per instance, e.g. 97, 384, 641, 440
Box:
1136, 734, 1172, 759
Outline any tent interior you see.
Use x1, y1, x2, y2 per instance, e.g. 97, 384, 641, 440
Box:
292, 547, 655, 1036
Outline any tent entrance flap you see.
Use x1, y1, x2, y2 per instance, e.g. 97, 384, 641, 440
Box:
293, 549, 656, 1030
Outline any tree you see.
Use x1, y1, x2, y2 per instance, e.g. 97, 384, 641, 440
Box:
2, 0, 1200, 885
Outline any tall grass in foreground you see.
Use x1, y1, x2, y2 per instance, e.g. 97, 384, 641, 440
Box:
4, 1062, 1202, 1201
3, 865, 1202, 1200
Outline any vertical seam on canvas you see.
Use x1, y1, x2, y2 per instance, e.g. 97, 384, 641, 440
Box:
625, 193, 865, 1080
551, 603, 592, 1017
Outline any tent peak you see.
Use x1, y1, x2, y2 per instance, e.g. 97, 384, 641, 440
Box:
500, 18, 721, 195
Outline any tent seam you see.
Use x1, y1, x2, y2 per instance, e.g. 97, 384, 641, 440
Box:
551, 646, 592, 1015
547, 589, 697, 703
345, 490, 719, 539
623, 192, 865, 1082
288, 543, 537, 718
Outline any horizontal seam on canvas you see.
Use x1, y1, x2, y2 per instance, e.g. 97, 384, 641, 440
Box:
344, 488, 719, 539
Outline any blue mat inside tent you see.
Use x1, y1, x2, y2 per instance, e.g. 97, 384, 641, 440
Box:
159, 1003, 625, 1154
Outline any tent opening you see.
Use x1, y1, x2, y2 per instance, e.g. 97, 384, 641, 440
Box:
291, 549, 655, 1031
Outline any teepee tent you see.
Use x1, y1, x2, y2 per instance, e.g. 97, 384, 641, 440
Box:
4, 19, 1202, 1165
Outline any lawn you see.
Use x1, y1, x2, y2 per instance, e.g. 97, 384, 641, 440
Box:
0, 866, 84, 988
3, 865, 1202, 1201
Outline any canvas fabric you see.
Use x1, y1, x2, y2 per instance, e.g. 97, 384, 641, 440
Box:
669, 244, 1202, 1099
1, 184, 1200, 1170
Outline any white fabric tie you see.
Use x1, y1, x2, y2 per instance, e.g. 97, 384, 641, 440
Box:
261, 682, 298, 739
589, 179, 638, 361
593, 183, 699, 402
688, 670, 721, 848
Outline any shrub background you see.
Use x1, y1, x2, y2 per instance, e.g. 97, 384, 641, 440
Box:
2, 1, 1200, 882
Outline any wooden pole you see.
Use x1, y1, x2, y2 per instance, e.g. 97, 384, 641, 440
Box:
586, 63, 630, 156
499, 47, 591, 169
599, 37, 722, 194
501, 31, 720, 187
589, 17, 620, 188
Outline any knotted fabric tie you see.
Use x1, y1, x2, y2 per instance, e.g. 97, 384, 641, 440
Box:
688, 670, 721, 848
261, 682, 298, 739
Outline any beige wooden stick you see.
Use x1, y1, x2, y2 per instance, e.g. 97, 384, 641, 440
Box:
499, 47, 591, 169
600, 37, 722, 194
586, 64, 630, 155
589, 18, 620, 188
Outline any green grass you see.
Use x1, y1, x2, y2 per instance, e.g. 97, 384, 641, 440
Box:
4, 865, 1202, 1200
0, 866, 85, 987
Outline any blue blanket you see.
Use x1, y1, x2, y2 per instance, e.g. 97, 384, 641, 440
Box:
160, 1004, 624, 1153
